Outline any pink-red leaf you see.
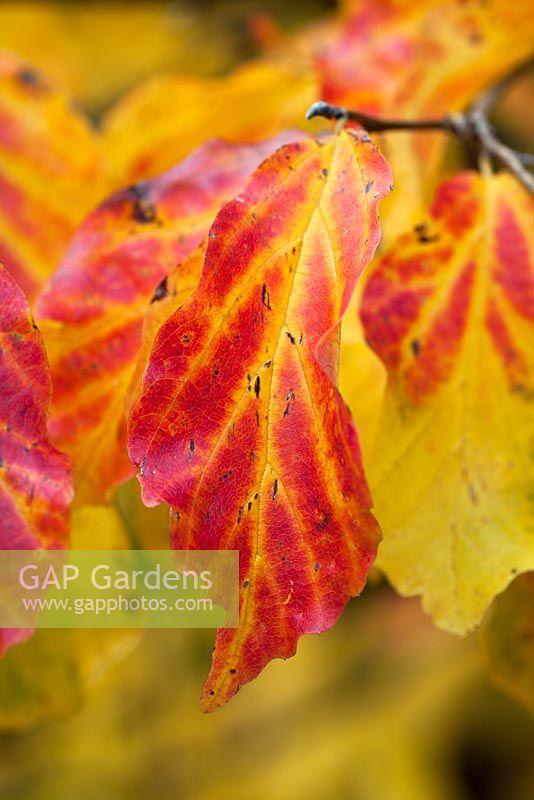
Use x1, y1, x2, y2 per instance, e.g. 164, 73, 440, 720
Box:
0, 265, 73, 653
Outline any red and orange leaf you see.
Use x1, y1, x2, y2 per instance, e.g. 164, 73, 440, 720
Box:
103, 61, 318, 184
128, 130, 392, 710
126, 244, 208, 418
314, 0, 534, 237
361, 171, 534, 634
36, 135, 300, 505
0, 52, 106, 299
0, 265, 73, 653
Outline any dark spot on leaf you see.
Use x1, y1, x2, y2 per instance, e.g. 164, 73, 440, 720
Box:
468, 483, 478, 504
365, 180, 374, 193
261, 283, 271, 310
414, 222, 439, 244
322, 168, 329, 177
314, 562, 320, 572
126, 182, 157, 223
254, 376, 261, 398
150, 276, 168, 304
189, 439, 195, 452
361, 133, 372, 143
272, 479, 278, 500
410, 338, 420, 356
286, 331, 296, 345
17, 68, 41, 88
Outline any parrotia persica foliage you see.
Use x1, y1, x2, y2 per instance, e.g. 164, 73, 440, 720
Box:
0, 0, 533, 712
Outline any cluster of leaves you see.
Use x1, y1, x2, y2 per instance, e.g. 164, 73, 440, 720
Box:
0, 0, 532, 714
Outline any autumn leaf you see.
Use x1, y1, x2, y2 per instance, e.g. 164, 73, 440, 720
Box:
482, 572, 534, 714
0, 265, 73, 653
339, 287, 387, 461
103, 61, 318, 183
361, 171, 534, 634
0, 52, 106, 299
314, 0, 534, 237
36, 134, 301, 505
128, 129, 392, 710
0, 2, 244, 112
126, 244, 208, 422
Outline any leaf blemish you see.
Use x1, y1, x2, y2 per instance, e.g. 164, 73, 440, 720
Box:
150, 276, 169, 304
17, 67, 42, 88
262, 283, 271, 310
272, 479, 278, 500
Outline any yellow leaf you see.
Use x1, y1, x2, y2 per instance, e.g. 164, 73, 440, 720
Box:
103, 61, 318, 183
0, 52, 105, 298
339, 286, 387, 462
0, 2, 242, 111
361, 171, 534, 634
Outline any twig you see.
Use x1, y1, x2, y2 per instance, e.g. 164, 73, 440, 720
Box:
306, 101, 446, 132
306, 56, 534, 195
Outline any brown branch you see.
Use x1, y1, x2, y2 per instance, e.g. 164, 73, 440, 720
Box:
306, 56, 534, 195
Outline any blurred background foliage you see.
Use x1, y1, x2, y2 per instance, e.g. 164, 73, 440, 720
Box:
0, 0, 330, 113
0, 2, 532, 799
0, 481, 532, 800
